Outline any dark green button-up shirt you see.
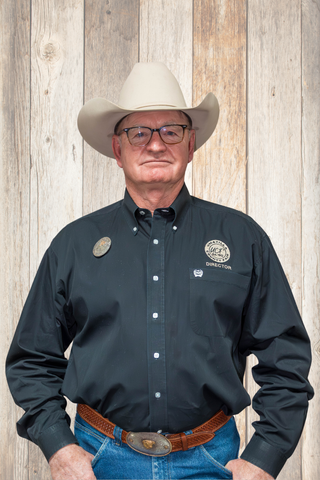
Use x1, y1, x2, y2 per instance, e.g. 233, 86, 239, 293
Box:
6, 185, 313, 478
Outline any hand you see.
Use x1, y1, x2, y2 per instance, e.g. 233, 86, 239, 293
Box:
225, 458, 274, 480
49, 443, 96, 480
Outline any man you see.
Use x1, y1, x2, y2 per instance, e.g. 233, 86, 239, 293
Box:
6, 63, 313, 480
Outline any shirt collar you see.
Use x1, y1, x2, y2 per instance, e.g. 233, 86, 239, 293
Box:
122, 189, 140, 235
170, 184, 191, 230
122, 184, 191, 235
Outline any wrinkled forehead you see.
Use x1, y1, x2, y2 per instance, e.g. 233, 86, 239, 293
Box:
116, 110, 190, 131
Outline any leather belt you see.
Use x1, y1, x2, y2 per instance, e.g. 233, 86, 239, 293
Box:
77, 404, 231, 457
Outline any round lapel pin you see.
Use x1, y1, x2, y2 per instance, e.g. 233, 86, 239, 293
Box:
93, 237, 111, 258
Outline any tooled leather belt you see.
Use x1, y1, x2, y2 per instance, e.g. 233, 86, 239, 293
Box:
77, 404, 231, 457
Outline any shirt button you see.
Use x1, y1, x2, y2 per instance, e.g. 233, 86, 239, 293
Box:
173, 226, 178, 231
153, 313, 158, 319
133, 227, 138, 232
153, 239, 159, 244
155, 392, 161, 398
157, 430, 162, 434
154, 352, 160, 358
153, 275, 159, 281
140, 211, 145, 215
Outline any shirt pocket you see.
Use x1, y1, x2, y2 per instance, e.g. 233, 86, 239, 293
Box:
189, 267, 250, 338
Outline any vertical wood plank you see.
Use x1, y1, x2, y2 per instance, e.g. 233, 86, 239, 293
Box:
83, 0, 139, 215
29, 0, 84, 476
0, 2, 31, 479
247, 1, 302, 479
139, 0, 193, 192
301, 1, 320, 479
30, 0, 84, 268
193, 0, 247, 452
193, 0, 247, 212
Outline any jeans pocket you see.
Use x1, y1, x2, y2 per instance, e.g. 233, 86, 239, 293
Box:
199, 443, 233, 478
91, 437, 111, 468
74, 416, 111, 468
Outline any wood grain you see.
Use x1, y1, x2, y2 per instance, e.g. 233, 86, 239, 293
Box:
29, 0, 84, 477
83, 0, 139, 215
301, 1, 320, 479
30, 0, 84, 269
139, 0, 193, 192
193, 0, 247, 452
247, 1, 302, 479
193, 0, 247, 212
0, 0, 31, 478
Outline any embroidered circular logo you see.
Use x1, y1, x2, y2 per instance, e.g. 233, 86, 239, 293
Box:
205, 240, 230, 263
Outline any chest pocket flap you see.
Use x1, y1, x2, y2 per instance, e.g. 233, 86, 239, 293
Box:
189, 268, 251, 337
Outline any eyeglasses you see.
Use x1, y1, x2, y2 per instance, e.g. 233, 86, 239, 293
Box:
117, 124, 190, 147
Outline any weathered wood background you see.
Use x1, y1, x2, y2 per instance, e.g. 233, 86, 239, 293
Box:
1, 1, 319, 479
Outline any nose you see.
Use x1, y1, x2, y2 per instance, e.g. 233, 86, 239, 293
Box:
146, 130, 167, 152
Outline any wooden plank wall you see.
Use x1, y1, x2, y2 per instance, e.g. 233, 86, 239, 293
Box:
247, 2, 304, 478
0, 1, 319, 479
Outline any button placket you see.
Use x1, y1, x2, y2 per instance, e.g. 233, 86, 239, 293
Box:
146, 214, 168, 431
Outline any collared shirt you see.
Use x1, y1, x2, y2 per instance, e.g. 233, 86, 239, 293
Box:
6, 185, 313, 478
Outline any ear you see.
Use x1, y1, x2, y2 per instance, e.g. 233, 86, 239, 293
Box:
112, 134, 123, 168
188, 130, 196, 164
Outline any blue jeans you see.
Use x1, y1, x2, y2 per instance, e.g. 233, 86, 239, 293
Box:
74, 413, 239, 479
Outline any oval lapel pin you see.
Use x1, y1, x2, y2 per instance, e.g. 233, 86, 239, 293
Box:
93, 237, 111, 258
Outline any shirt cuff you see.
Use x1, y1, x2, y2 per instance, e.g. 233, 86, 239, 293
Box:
240, 433, 287, 479
37, 420, 79, 462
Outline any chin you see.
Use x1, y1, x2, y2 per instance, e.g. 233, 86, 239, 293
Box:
145, 176, 171, 184
142, 171, 172, 184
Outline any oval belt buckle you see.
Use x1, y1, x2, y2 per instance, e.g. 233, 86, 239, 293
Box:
126, 432, 172, 456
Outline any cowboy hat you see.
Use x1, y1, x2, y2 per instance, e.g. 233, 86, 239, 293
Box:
78, 62, 219, 159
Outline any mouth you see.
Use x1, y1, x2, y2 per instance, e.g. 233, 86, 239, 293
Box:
142, 159, 171, 165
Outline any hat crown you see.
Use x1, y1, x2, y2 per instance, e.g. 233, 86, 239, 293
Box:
118, 62, 187, 110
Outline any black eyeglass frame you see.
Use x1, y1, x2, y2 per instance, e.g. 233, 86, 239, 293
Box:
117, 124, 191, 147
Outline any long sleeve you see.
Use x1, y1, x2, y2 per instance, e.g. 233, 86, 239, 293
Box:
239, 235, 313, 478
6, 247, 78, 461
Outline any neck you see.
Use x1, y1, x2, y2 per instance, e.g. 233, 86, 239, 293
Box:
126, 180, 184, 215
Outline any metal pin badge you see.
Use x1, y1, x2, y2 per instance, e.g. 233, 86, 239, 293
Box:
93, 237, 111, 257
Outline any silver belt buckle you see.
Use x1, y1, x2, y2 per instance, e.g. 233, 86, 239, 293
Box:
126, 431, 172, 456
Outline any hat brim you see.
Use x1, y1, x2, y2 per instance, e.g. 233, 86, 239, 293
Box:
77, 93, 219, 159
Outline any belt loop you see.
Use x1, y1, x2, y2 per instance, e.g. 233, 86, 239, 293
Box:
180, 432, 188, 451
113, 425, 123, 447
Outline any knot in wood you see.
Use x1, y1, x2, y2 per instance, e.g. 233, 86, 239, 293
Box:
41, 42, 61, 63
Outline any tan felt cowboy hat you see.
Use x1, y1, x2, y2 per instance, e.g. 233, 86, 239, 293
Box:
78, 62, 219, 159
